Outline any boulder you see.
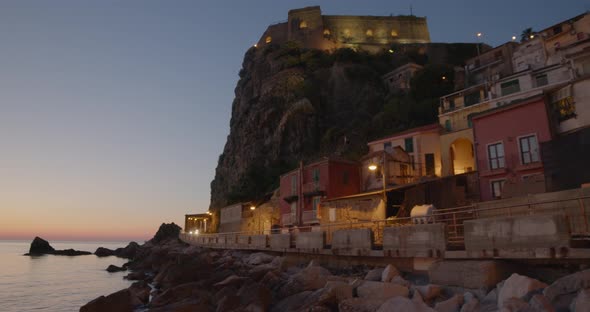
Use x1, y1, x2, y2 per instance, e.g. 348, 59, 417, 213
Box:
115, 242, 141, 259
151, 222, 182, 244
125, 271, 147, 281
382, 264, 401, 282
528, 294, 554, 312
277, 264, 331, 298
80, 289, 135, 312
28, 237, 55, 255
357, 281, 409, 300
246, 252, 275, 265
213, 275, 249, 288
213, 286, 237, 305
148, 298, 209, 312
377, 296, 436, 312
271, 291, 314, 312
500, 297, 532, 312
150, 282, 210, 307
543, 269, 590, 301
460, 298, 479, 312
106, 265, 126, 273
339, 298, 387, 312
391, 276, 411, 288
95, 247, 115, 257
415, 284, 442, 302
434, 294, 463, 312
128, 281, 151, 305
52, 249, 92, 256
321, 281, 353, 302
429, 261, 512, 290
571, 289, 590, 312
216, 295, 241, 312
365, 268, 385, 281
498, 273, 547, 308
237, 282, 272, 311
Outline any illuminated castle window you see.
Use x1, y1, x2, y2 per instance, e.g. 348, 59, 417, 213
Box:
366, 29, 373, 37
344, 29, 352, 38
265, 36, 272, 44
323, 29, 331, 36
299, 21, 308, 29
391, 30, 399, 37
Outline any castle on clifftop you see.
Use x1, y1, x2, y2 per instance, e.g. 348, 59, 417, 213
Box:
257, 6, 431, 53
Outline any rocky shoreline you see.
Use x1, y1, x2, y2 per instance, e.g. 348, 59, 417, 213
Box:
75, 224, 590, 312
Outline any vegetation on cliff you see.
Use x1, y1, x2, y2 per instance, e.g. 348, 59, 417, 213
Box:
210, 41, 476, 210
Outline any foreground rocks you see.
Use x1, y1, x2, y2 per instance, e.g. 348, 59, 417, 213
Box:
79, 225, 590, 311
25, 237, 91, 256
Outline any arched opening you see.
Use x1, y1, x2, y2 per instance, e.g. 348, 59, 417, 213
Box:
265, 36, 272, 44
391, 30, 399, 37
366, 29, 373, 37
299, 21, 308, 29
450, 138, 475, 175
343, 29, 352, 38
323, 29, 331, 37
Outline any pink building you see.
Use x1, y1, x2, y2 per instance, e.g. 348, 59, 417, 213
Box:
279, 157, 360, 227
472, 95, 553, 201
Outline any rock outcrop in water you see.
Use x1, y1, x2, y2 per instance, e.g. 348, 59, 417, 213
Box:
25, 236, 91, 256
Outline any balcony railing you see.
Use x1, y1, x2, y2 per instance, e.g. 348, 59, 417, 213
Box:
302, 210, 319, 224
302, 182, 326, 196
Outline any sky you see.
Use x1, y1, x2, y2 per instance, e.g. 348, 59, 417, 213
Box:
0, 0, 588, 242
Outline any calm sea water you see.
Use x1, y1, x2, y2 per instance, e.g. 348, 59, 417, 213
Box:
0, 240, 135, 312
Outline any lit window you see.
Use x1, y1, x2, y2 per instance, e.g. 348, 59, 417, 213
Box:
519, 135, 540, 164
323, 29, 331, 36
366, 29, 373, 37
488, 142, 505, 170
491, 180, 505, 199
265, 36, 272, 44
299, 21, 307, 29
391, 30, 398, 37
344, 29, 351, 38
551, 86, 576, 122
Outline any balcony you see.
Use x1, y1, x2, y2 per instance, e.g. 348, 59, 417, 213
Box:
302, 182, 326, 197
302, 210, 319, 224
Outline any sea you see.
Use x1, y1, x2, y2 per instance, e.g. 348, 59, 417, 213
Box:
0, 240, 135, 312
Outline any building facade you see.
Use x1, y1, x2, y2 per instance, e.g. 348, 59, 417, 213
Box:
279, 158, 360, 227
184, 213, 211, 234
257, 6, 430, 53
472, 96, 553, 201
382, 63, 423, 91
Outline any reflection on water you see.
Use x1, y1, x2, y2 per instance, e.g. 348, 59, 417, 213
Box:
0, 240, 134, 312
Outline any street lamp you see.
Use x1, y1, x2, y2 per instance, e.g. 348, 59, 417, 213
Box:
476, 32, 483, 55
368, 153, 387, 205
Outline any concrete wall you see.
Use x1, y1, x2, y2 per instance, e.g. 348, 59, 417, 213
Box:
270, 233, 291, 249
295, 231, 326, 251
250, 235, 268, 249
383, 224, 446, 257
331, 228, 373, 255
464, 214, 571, 252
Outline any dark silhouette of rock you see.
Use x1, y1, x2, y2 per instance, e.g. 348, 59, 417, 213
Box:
115, 242, 141, 259
95, 247, 115, 257
25, 237, 90, 256
107, 265, 126, 273
28, 236, 55, 255
151, 223, 182, 244
80, 288, 138, 312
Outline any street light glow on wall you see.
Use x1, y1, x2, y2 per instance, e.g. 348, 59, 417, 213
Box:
368, 164, 377, 171
250, 206, 256, 210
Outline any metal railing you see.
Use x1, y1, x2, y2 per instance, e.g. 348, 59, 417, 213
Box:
182, 192, 590, 250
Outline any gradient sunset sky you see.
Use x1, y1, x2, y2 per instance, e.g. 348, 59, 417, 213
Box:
0, 0, 587, 242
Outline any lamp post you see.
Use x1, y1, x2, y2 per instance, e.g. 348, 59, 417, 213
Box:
476, 32, 483, 56
369, 152, 387, 206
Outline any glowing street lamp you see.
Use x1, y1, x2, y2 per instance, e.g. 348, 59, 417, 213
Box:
250, 205, 256, 210
476, 32, 483, 55
368, 154, 387, 204
512, 36, 517, 41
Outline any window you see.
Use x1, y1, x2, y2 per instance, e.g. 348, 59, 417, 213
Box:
265, 36, 272, 44
299, 21, 308, 29
488, 142, 505, 170
366, 29, 373, 37
501, 79, 520, 96
519, 135, 540, 164
290, 175, 297, 196
551, 85, 576, 121
425, 154, 435, 176
312, 168, 320, 182
390, 30, 398, 37
323, 29, 331, 37
445, 120, 452, 132
312, 197, 321, 213
464, 91, 481, 106
384, 142, 392, 152
552, 25, 562, 36
404, 137, 414, 153
535, 74, 548, 87
491, 180, 505, 199
342, 171, 349, 185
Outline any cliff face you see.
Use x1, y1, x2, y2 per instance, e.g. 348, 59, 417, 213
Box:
210, 45, 389, 209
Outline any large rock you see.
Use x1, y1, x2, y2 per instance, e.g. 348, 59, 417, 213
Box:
321, 281, 353, 302
128, 281, 151, 306
151, 222, 182, 244
528, 294, 554, 312
95, 247, 115, 257
415, 284, 442, 302
500, 297, 532, 312
434, 294, 463, 312
377, 296, 436, 312
357, 281, 409, 300
52, 249, 92, 256
150, 282, 210, 307
497, 273, 547, 308
28, 237, 55, 255
246, 252, 275, 265
460, 298, 479, 312
237, 282, 272, 311
106, 265, 126, 273
382, 264, 401, 282
271, 291, 316, 312
339, 298, 387, 312
429, 261, 512, 290
543, 269, 590, 301
114, 242, 141, 259
571, 288, 590, 312
80, 289, 135, 312
277, 264, 331, 297
365, 268, 385, 281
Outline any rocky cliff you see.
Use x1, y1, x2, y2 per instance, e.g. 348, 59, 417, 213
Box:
210, 42, 473, 210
